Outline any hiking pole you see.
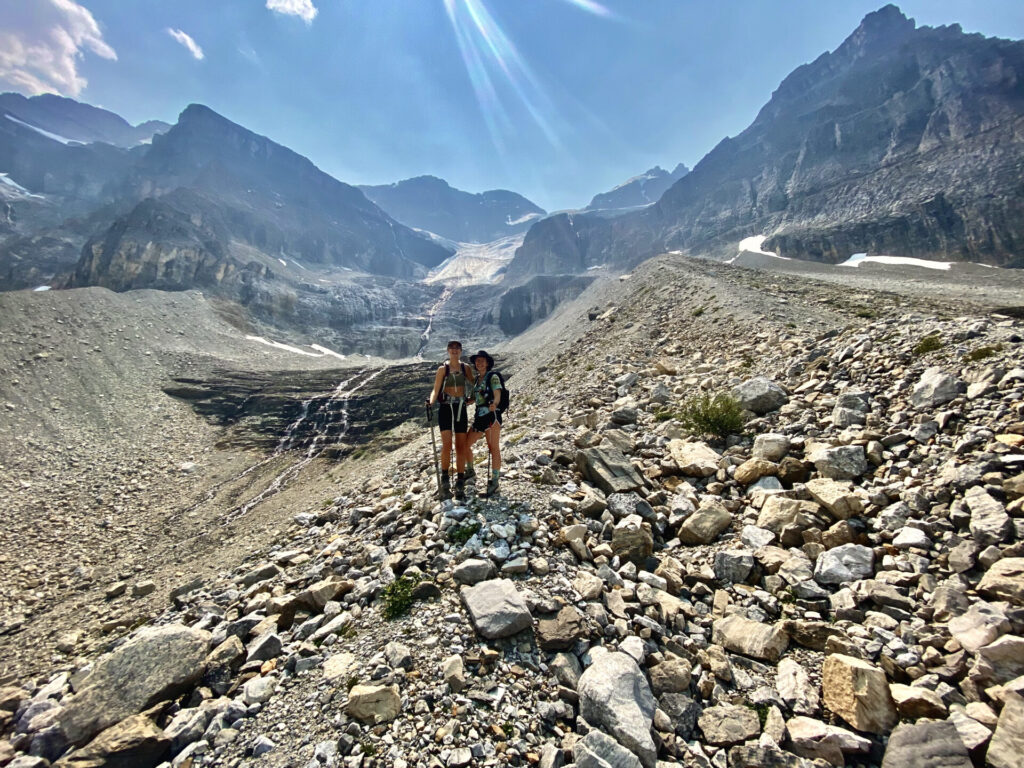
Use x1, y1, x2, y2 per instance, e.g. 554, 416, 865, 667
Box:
426, 403, 442, 501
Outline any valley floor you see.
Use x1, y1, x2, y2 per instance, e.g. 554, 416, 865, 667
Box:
1, 255, 1023, 767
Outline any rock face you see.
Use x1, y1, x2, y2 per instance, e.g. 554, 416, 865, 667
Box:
58, 624, 210, 745
359, 175, 545, 243
821, 654, 897, 734
0, 93, 169, 147
460, 579, 533, 639
509, 6, 1024, 277
577, 651, 657, 768
497, 275, 595, 335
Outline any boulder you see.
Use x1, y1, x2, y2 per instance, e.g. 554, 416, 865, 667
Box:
889, 684, 946, 719
667, 441, 720, 478
573, 729, 642, 768
698, 703, 760, 745
461, 579, 533, 639
811, 445, 868, 481
777, 658, 820, 715
712, 614, 789, 662
58, 624, 210, 746
537, 606, 585, 651
442, 655, 466, 692
648, 655, 692, 696
576, 447, 644, 495
987, 691, 1024, 768
948, 602, 1010, 652
965, 487, 1012, 547
733, 377, 788, 414
679, 499, 732, 545
346, 684, 401, 724
452, 558, 496, 585
577, 651, 657, 768
910, 367, 963, 409
978, 558, 1024, 605
611, 515, 653, 565
734, 459, 778, 485
753, 433, 790, 462
814, 544, 874, 585
53, 714, 169, 768
821, 654, 897, 734
804, 478, 863, 520
880, 720, 972, 768
713, 550, 755, 584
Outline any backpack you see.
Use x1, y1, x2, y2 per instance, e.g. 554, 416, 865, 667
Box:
483, 370, 510, 414
436, 361, 472, 403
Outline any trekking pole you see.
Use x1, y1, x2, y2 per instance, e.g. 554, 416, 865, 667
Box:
426, 403, 442, 501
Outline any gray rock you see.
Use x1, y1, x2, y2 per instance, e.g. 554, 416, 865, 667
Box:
452, 558, 496, 585
54, 712, 170, 768
948, 602, 1010, 652
733, 377, 788, 415
814, 544, 874, 585
698, 703, 760, 745
741, 525, 777, 549
812, 445, 868, 480
460, 579, 533, 639
978, 558, 1024, 605
245, 632, 282, 664
713, 550, 755, 584
880, 720, 971, 768
668, 440, 721, 477
657, 693, 700, 739
910, 367, 963, 409
611, 514, 653, 565
576, 447, 644, 495
573, 729, 642, 768
987, 691, 1024, 768
577, 651, 657, 768
753, 433, 790, 462
776, 658, 820, 715
252, 735, 276, 757
965, 487, 1012, 547
241, 675, 276, 705
384, 641, 413, 670
57, 624, 210, 746
537, 606, 586, 651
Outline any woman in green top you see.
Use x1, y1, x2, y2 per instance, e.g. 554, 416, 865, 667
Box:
466, 349, 504, 497
427, 340, 473, 500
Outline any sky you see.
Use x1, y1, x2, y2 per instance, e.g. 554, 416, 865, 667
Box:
0, 1, 1022, 211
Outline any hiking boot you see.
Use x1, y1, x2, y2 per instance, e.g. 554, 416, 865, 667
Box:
455, 472, 466, 501
440, 473, 452, 501
464, 464, 476, 481
484, 475, 499, 498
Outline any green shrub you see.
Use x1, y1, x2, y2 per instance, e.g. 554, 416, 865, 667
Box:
855, 308, 875, 319
912, 335, 943, 356
691, 306, 705, 317
967, 344, 1002, 362
381, 574, 423, 619
447, 521, 481, 545
677, 392, 745, 439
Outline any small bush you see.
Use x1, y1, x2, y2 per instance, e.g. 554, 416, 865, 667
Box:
855, 308, 875, 319
691, 306, 706, 317
967, 344, 1002, 362
912, 335, 943, 356
447, 521, 481, 545
677, 392, 745, 439
381, 574, 422, 619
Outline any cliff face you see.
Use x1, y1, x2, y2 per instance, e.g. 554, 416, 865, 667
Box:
497, 275, 595, 335
510, 5, 1024, 274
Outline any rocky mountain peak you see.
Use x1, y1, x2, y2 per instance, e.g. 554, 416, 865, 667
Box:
844, 4, 916, 57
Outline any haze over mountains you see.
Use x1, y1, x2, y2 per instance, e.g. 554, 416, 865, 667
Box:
0, 4, 1022, 356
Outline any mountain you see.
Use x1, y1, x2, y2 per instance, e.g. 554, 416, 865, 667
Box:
359, 175, 545, 243
509, 4, 1024, 279
0, 92, 170, 147
584, 163, 689, 211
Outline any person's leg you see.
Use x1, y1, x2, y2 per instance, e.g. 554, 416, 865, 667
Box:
463, 431, 478, 479
485, 420, 501, 495
455, 432, 467, 473
440, 431, 453, 472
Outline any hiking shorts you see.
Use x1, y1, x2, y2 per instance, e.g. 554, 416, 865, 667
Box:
471, 410, 503, 433
439, 401, 468, 433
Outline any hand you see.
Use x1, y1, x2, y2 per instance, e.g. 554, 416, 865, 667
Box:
489, 404, 496, 412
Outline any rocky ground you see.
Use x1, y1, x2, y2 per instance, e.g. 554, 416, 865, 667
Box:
1, 254, 1024, 768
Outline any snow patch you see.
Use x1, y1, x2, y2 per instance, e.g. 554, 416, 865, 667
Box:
0, 173, 43, 199
506, 212, 542, 226
246, 335, 345, 359
33, 285, 51, 292
839, 253, 952, 271
5, 115, 78, 145
278, 258, 287, 267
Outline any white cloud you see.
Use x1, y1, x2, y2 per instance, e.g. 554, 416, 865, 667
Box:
167, 28, 204, 60
0, 0, 117, 97
266, 0, 318, 24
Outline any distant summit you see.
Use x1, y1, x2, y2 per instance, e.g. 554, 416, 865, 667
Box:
359, 175, 545, 243
584, 163, 689, 211
0, 92, 169, 147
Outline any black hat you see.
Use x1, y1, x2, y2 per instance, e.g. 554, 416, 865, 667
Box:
469, 350, 495, 370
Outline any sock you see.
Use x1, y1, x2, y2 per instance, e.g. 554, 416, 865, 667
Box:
491, 469, 500, 479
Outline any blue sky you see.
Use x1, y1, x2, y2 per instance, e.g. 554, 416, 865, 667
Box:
2, 1, 1022, 211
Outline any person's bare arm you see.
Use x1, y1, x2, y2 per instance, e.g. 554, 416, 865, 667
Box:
428, 366, 444, 405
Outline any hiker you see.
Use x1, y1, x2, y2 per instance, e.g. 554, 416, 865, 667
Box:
466, 349, 505, 497
427, 340, 474, 500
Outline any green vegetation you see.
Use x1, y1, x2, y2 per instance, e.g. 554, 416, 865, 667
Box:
967, 344, 1002, 362
855, 308, 876, 319
447, 521, 481, 545
912, 334, 943, 356
677, 392, 745, 439
380, 574, 424, 619
691, 306, 706, 317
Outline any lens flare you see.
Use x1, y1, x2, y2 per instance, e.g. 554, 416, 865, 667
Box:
560, 0, 614, 18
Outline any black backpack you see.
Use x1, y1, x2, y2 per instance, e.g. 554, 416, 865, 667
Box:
483, 370, 510, 414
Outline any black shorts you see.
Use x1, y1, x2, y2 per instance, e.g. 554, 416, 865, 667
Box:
438, 401, 468, 433
471, 410, 503, 433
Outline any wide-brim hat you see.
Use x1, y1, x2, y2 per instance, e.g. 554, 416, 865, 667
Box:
469, 350, 495, 370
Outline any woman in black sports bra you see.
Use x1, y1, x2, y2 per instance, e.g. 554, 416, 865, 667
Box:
427, 340, 474, 500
